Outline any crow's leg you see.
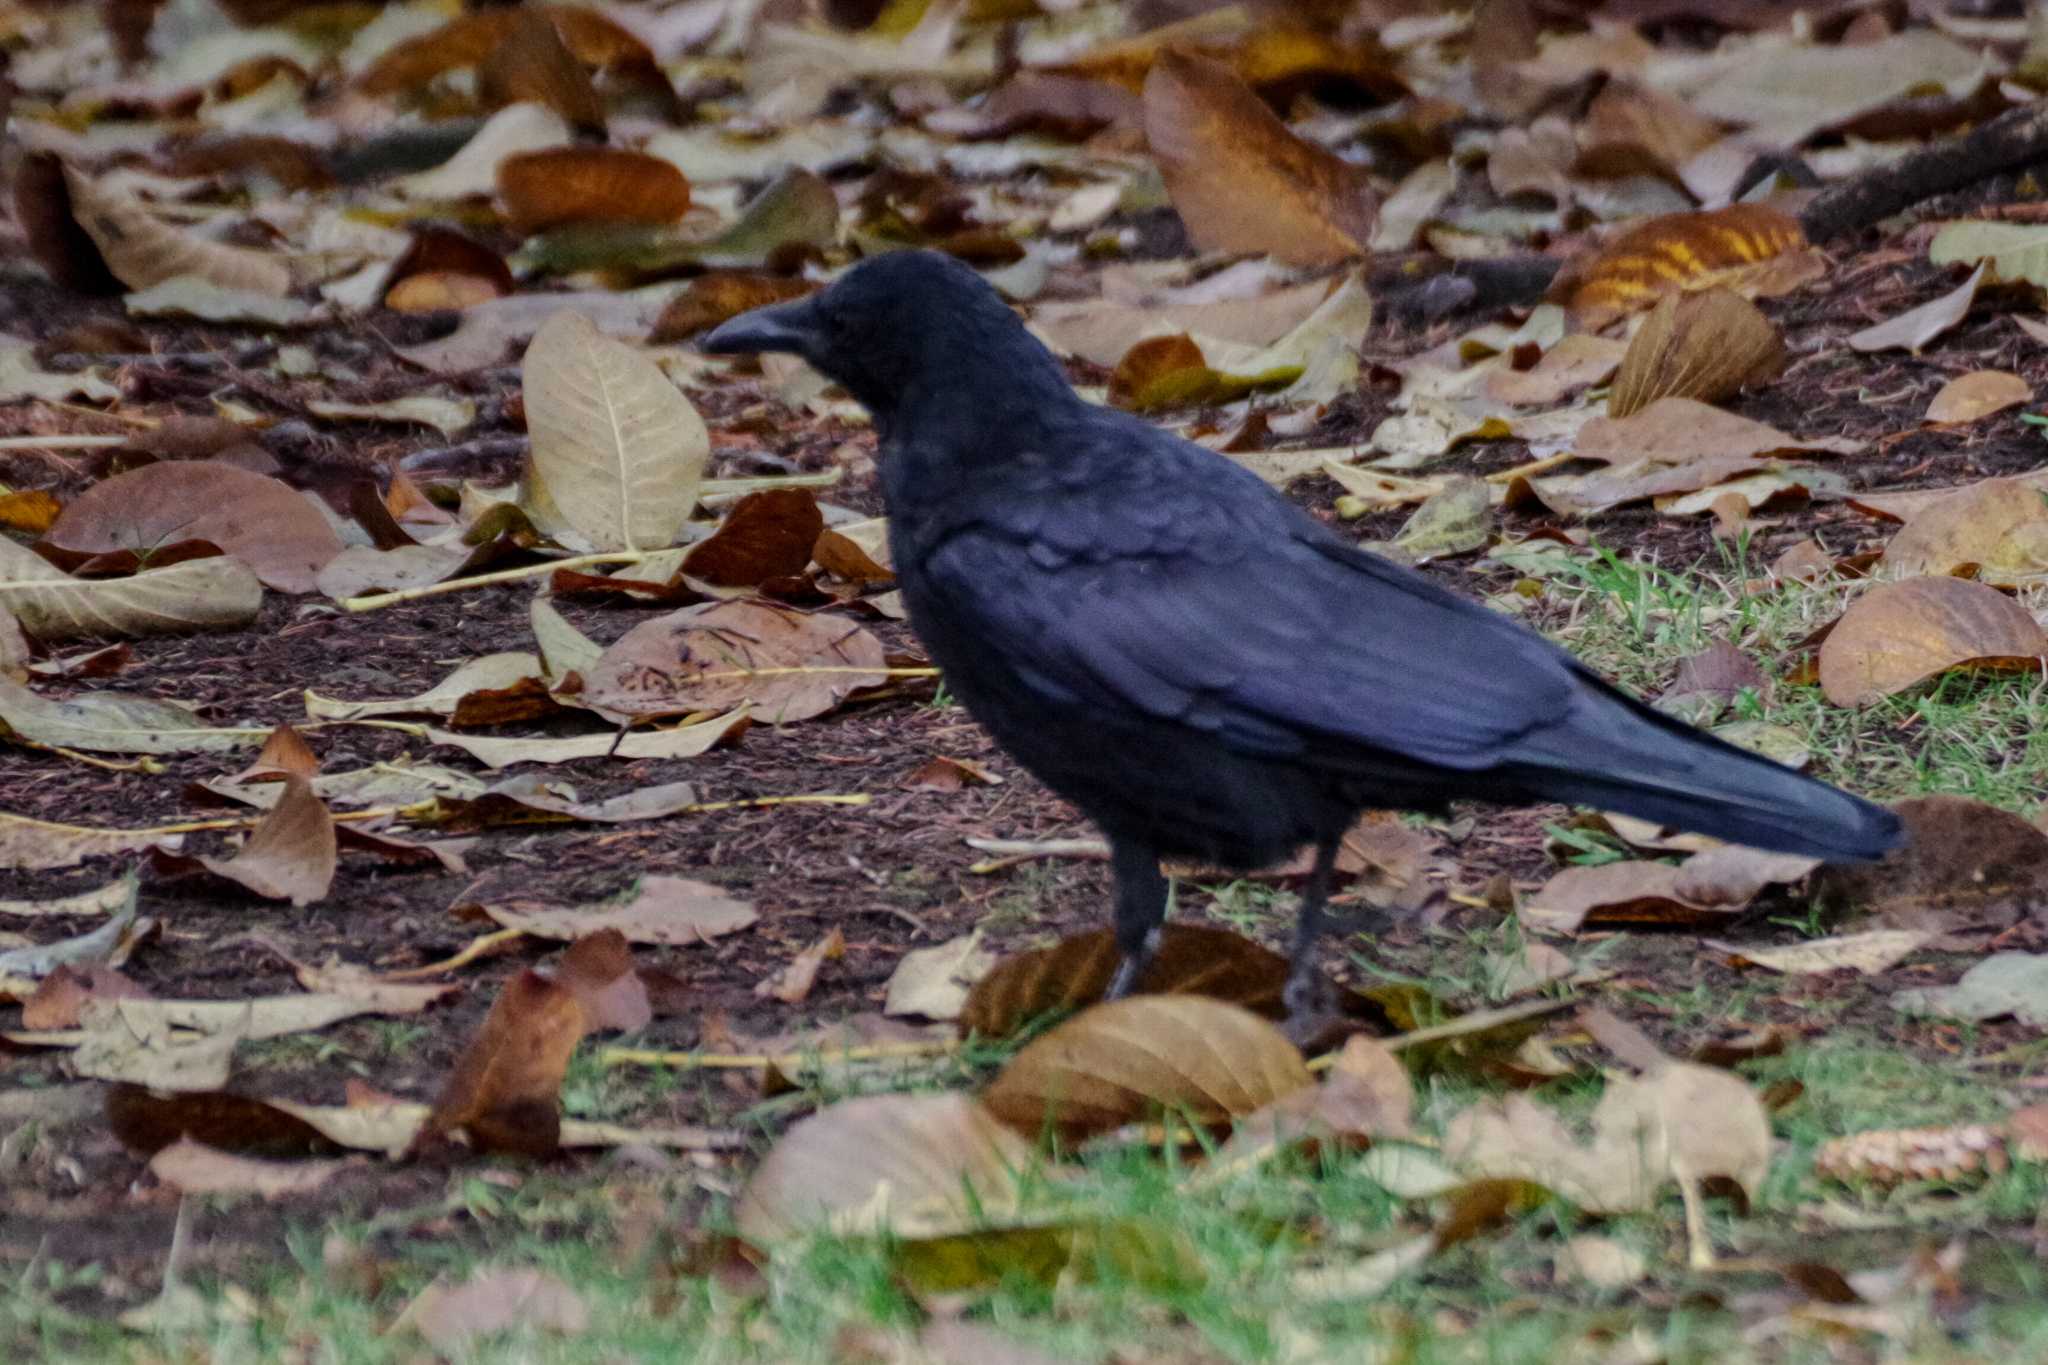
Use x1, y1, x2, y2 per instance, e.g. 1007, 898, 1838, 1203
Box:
1283, 838, 1342, 1024
1104, 840, 1170, 1000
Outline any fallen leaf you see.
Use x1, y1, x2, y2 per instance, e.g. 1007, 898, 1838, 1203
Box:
1925, 370, 2032, 424
1142, 50, 1375, 267
735, 1093, 1034, 1243
125, 278, 313, 327
0, 336, 118, 403
962, 924, 1299, 1037
169, 774, 335, 906
1817, 794, 2048, 930
22, 964, 151, 1028
680, 489, 825, 587
521, 310, 708, 552
497, 147, 692, 236
307, 396, 477, 440
304, 652, 545, 722
1814, 1121, 2011, 1188
419, 708, 747, 768
756, 927, 843, 1004
1550, 204, 1817, 329
0, 813, 181, 871
1482, 334, 1628, 407
578, 600, 886, 724
45, 461, 343, 594
1211, 1034, 1414, 1172
66, 996, 251, 1091
1818, 576, 2048, 706
61, 165, 293, 295
149, 1138, 352, 1200
0, 537, 262, 642
1710, 929, 1931, 976
1558, 1234, 1648, 1289
1847, 264, 1987, 354
1522, 846, 1815, 934
1879, 476, 2048, 584
401, 1268, 589, 1352
413, 969, 590, 1158
981, 996, 1312, 1141
1684, 27, 1989, 146
1894, 953, 2048, 1028
1608, 288, 1784, 419
0, 676, 253, 754
883, 931, 999, 1022
553, 929, 651, 1033
455, 873, 758, 945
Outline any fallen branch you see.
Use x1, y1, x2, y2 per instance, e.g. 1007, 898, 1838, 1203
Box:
339, 550, 655, 612
1800, 101, 2048, 244
602, 1039, 960, 1071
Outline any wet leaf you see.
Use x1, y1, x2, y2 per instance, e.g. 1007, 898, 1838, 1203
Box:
0, 537, 262, 642
522, 310, 708, 552
1142, 50, 1375, 267
981, 996, 1312, 1141
1847, 264, 1986, 354
1818, 576, 2048, 706
1608, 288, 1784, 419
578, 600, 886, 725
46, 461, 343, 594
735, 1093, 1034, 1243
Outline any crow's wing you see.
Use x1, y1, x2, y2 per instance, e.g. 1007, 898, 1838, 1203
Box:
911, 436, 1582, 774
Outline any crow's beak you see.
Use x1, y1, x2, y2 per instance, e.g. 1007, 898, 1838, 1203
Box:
701, 295, 824, 357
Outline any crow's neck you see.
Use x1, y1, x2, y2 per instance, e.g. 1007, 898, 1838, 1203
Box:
872, 347, 1078, 460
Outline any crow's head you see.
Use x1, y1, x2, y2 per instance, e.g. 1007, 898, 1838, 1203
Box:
701, 249, 1065, 421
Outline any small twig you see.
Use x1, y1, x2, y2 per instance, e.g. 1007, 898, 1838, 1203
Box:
602, 1039, 960, 1070
9, 741, 166, 774
381, 926, 527, 980
964, 836, 1112, 873
1485, 450, 1578, 485
339, 551, 656, 612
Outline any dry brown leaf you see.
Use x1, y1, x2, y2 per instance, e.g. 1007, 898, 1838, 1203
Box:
45, 461, 343, 595
883, 931, 999, 1021
961, 924, 1297, 1038
1142, 50, 1375, 267
454, 873, 757, 945
1925, 369, 2032, 424
0, 812, 181, 871
477, 7, 605, 131
553, 929, 651, 1033
1847, 264, 1987, 354
1817, 794, 2048, 931
1550, 204, 1817, 330
1521, 846, 1815, 934
21, 964, 151, 1028
1710, 929, 1931, 976
357, 5, 653, 99
1609, 288, 1785, 418
578, 599, 885, 725
146, 774, 335, 906
61, 166, 292, 296
1212, 1034, 1414, 1172
756, 927, 843, 1004
680, 489, 824, 588
1879, 476, 2048, 583
980, 995, 1312, 1141
1572, 396, 1863, 465
649, 273, 817, 344
521, 310, 708, 552
498, 148, 691, 236
1818, 576, 2048, 707
413, 968, 590, 1158
734, 1093, 1034, 1244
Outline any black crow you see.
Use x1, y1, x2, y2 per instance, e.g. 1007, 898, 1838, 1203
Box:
704, 250, 1902, 1026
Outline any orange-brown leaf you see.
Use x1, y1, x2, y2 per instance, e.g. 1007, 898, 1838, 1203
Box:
498, 148, 691, 236
1551, 204, 1819, 330
679, 489, 824, 589
414, 969, 590, 1158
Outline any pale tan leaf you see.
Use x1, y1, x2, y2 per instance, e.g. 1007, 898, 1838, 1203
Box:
883, 931, 999, 1022
1608, 288, 1784, 419
0, 813, 181, 871
1710, 929, 1931, 976
418, 708, 747, 768
0, 538, 262, 642
456, 873, 757, 945
62, 165, 293, 295
521, 310, 708, 551
401, 1268, 588, 1352
0, 337, 119, 403
0, 675, 252, 754
531, 595, 602, 680
393, 102, 574, 201
1483, 334, 1628, 407
734, 1093, 1034, 1244
308, 396, 477, 439
756, 927, 842, 1004
149, 1138, 352, 1199
304, 652, 544, 721
191, 773, 337, 906
1879, 476, 2048, 583
1929, 219, 2048, 286
1924, 370, 2032, 424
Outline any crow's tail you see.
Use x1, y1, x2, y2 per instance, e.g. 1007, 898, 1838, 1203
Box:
1505, 674, 1901, 862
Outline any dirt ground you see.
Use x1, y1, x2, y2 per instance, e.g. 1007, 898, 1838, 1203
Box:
4, 200, 2048, 1326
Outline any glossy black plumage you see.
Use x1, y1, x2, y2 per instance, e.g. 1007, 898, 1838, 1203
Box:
704, 250, 1902, 1020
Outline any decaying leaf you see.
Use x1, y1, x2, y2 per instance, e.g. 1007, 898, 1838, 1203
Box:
578, 600, 886, 724
413, 968, 589, 1158
1710, 930, 1931, 977
61, 165, 293, 296
174, 773, 337, 906
980, 996, 1312, 1141
1522, 846, 1818, 934
1818, 576, 2048, 706
755, 927, 843, 1004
